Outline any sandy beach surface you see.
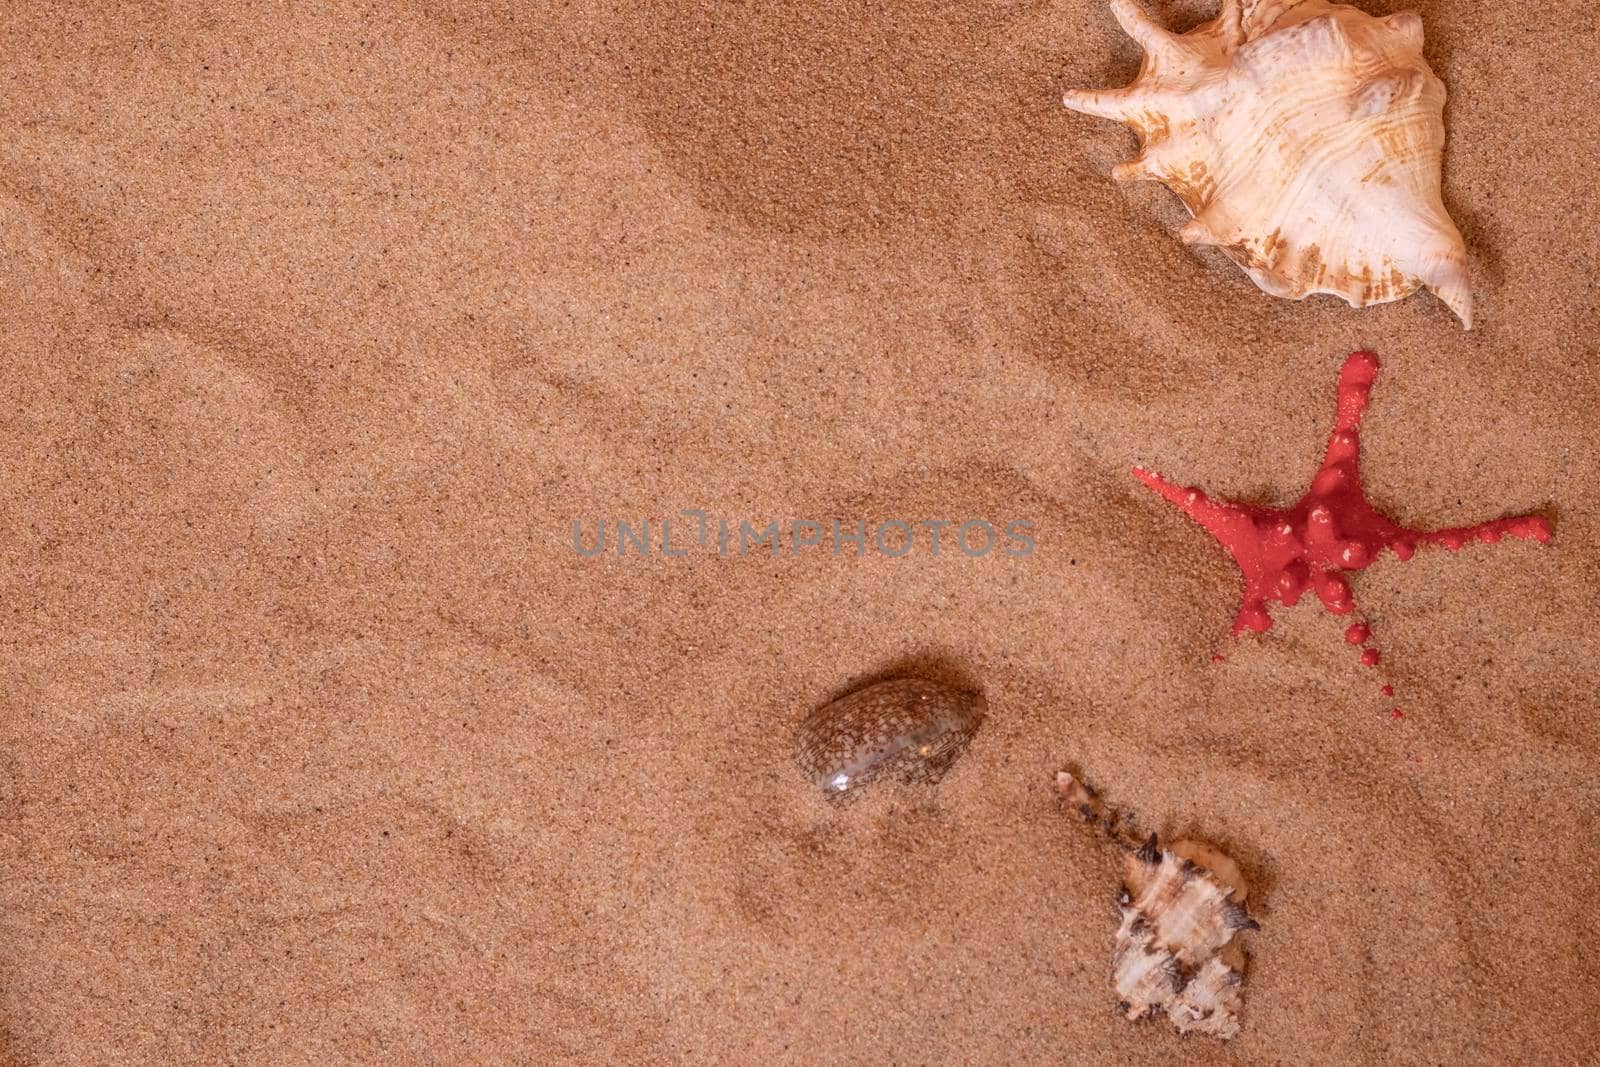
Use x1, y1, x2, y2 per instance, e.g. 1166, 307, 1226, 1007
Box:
3, 1, 1597, 1062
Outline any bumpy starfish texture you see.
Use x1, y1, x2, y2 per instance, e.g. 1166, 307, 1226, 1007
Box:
1135, 351, 1551, 640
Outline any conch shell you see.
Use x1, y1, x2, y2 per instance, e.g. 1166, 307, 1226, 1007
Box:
1062, 0, 1472, 327
1057, 770, 1259, 1039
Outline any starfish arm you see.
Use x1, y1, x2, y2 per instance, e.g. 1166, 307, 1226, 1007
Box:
1414, 514, 1552, 551
1132, 467, 1265, 558
1332, 351, 1379, 436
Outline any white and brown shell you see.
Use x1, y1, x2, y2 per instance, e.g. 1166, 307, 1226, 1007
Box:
1062, 0, 1472, 327
1057, 770, 1259, 1039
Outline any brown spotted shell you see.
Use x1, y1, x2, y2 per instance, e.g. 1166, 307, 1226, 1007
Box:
796, 679, 985, 798
1062, 0, 1472, 327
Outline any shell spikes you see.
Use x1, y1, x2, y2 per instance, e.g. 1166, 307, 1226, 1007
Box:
1062, 0, 1474, 328
1057, 770, 1260, 1040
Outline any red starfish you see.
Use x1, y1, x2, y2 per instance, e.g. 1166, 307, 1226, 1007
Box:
1133, 351, 1551, 641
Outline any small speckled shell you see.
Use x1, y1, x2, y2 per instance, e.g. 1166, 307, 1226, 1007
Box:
795, 679, 986, 798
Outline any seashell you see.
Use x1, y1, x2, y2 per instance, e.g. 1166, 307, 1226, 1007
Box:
795, 679, 985, 799
1057, 770, 1259, 1039
1062, 0, 1472, 327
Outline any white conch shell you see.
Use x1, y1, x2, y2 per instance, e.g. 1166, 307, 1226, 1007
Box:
1063, 0, 1473, 327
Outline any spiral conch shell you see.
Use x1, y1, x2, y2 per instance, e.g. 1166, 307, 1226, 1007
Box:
1057, 770, 1259, 1039
1063, 0, 1472, 327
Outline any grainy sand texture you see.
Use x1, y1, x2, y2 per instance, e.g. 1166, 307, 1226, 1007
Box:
3, 1, 1598, 1063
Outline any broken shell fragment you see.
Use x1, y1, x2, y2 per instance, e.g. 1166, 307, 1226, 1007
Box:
1062, 0, 1473, 327
795, 679, 985, 799
1057, 770, 1259, 1039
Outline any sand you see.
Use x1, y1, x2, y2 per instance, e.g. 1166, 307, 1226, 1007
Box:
2, 0, 1597, 1062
